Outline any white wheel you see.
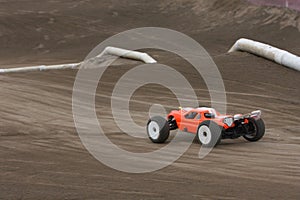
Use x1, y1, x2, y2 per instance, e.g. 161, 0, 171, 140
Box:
147, 116, 170, 143
197, 121, 222, 147
197, 125, 212, 145
147, 121, 160, 140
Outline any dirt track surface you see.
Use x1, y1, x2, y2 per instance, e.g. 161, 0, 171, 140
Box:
0, 0, 300, 199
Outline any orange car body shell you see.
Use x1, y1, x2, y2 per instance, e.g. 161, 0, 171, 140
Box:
167, 107, 246, 134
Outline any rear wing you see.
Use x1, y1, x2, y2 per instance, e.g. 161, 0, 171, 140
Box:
234, 110, 262, 121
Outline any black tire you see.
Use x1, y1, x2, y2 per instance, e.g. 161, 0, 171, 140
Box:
243, 118, 265, 142
147, 116, 170, 143
197, 121, 222, 147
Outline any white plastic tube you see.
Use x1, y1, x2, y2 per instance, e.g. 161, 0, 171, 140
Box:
0, 63, 80, 74
228, 38, 300, 71
98, 46, 157, 64
0, 47, 157, 74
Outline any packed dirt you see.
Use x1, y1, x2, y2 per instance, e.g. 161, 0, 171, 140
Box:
0, 0, 299, 199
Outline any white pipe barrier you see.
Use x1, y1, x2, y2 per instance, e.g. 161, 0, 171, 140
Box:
228, 38, 300, 71
98, 47, 157, 64
0, 47, 157, 74
0, 63, 80, 74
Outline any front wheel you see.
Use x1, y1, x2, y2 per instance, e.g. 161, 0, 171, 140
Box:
197, 121, 222, 147
243, 118, 265, 142
147, 116, 170, 143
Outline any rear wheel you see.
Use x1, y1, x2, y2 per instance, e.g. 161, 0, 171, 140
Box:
147, 116, 170, 143
243, 118, 265, 142
197, 121, 222, 147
